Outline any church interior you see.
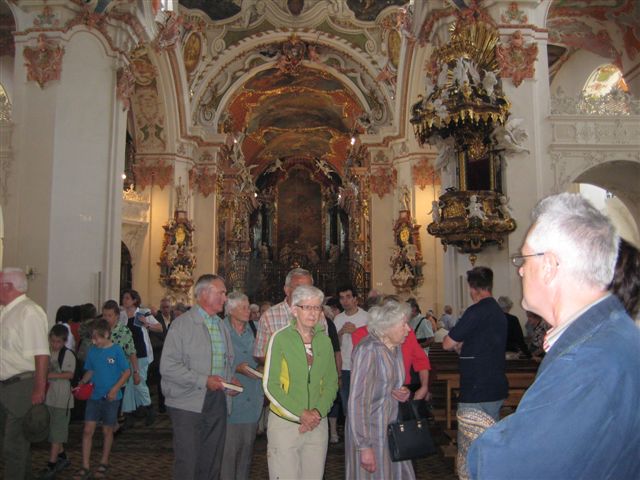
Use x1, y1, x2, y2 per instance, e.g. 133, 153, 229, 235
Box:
1, 1, 639, 478
1, 0, 639, 323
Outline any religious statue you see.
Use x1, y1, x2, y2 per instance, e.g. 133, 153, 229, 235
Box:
400, 185, 411, 211
498, 195, 512, 219
279, 244, 291, 263
259, 242, 270, 260
328, 243, 340, 264
306, 244, 320, 265
428, 200, 441, 223
467, 195, 486, 220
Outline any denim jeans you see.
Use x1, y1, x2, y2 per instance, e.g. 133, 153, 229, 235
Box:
339, 370, 351, 416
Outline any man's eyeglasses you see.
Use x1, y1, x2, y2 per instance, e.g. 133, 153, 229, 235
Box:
296, 304, 323, 312
510, 253, 545, 268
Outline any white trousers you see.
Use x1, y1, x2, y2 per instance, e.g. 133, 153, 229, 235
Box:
267, 411, 328, 480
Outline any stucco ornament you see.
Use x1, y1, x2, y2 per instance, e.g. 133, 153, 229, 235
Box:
496, 30, 538, 87
189, 164, 221, 198
369, 166, 397, 199
116, 65, 136, 111
23, 34, 65, 89
133, 159, 173, 190
412, 158, 438, 191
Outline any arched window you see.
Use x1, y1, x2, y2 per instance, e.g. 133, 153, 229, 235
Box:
583, 64, 628, 98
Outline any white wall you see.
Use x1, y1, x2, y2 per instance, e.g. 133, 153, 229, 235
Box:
5, 31, 125, 317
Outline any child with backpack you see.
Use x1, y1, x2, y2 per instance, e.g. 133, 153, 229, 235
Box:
73, 319, 130, 480
37, 324, 76, 479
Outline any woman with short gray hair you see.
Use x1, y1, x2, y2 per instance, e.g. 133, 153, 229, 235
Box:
263, 285, 338, 480
221, 291, 263, 480
346, 299, 415, 479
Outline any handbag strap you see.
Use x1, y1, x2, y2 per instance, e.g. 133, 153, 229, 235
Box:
397, 400, 421, 422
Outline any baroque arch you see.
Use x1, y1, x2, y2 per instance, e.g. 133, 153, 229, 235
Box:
574, 160, 640, 236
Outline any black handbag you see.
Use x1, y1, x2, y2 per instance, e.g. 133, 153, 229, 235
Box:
387, 401, 437, 462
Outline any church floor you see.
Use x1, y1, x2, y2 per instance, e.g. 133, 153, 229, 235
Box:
21, 407, 458, 480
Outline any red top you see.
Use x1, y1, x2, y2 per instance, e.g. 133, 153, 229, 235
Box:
352, 325, 431, 385
69, 322, 81, 349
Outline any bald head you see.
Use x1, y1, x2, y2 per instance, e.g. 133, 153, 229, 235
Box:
0, 268, 28, 306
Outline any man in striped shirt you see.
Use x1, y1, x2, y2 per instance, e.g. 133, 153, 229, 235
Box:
253, 268, 327, 364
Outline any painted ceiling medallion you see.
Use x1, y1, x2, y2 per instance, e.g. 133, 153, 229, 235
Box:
23, 34, 65, 89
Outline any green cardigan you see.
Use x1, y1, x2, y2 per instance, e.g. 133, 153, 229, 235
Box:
262, 318, 338, 422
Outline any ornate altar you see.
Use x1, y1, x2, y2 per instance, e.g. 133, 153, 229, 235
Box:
410, 8, 518, 263
390, 206, 424, 293
158, 183, 196, 302
158, 210, 196, 302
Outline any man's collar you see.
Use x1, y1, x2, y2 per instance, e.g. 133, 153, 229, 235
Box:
344, 306, 360, 316
543, 294, 611, 352
196, 305, 221, 322
1, 293, 28, 311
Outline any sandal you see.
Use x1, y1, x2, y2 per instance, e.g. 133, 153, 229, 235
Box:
94, 463, 109, 479
73, 467, 92, 480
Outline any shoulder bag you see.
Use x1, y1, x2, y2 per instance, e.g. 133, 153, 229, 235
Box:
387, 400, 437, 462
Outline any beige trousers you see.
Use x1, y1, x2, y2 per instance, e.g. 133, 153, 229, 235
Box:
267, 411, 328, 480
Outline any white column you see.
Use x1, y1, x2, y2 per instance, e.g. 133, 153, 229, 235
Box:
5, 30, 128, 315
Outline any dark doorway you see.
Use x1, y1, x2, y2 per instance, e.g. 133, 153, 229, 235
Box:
120, 242, 132, 295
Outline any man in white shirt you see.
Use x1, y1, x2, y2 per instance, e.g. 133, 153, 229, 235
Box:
440, 305, 457, 330
333, 285, 370, 415
0, 268, 50, 479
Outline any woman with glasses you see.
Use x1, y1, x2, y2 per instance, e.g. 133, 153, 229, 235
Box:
262, 285, 338, 480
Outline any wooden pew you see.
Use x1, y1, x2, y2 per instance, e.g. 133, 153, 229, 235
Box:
430, 356, 538, 430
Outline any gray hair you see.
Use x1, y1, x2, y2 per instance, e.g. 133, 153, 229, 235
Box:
291, 285, 324, 306
226, 291, 248, 312
249, 303, 260, 313
1, 268, 28, 293
497, 296, 513, 312
285, 268, 313, 287
194, 274, 225, 298
527, 193, 618, 289
368, 300, 411, 337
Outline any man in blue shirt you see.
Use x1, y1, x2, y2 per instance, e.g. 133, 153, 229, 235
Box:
443, 266, 508, 421
467, 193, 640, 479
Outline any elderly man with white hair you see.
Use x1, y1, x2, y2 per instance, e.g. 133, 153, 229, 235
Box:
161, 274, 240, 480
467, 193, 640, 479
0, 267, 50, 479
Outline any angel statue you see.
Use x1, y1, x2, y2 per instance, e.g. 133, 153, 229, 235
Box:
404, 243, 418, 263
467, 195, 486, 220
498, 195, 513, 219
266, 158, 285, 174
431, 136, 456, 171
428, 200, 441, 223
492, 118, 529, 155
482, 69, 498, 97
453, 58, 469, 86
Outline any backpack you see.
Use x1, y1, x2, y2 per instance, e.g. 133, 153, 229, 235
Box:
57, 346, 84, 388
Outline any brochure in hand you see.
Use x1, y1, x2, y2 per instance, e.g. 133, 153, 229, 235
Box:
221, 381, 244, 393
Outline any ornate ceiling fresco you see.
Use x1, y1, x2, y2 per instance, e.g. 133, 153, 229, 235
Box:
547, 0, 640, 70
181, 0, 404, 180
226, 66, 363, 174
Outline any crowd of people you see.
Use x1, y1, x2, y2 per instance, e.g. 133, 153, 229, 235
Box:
1, 192, 639, 480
